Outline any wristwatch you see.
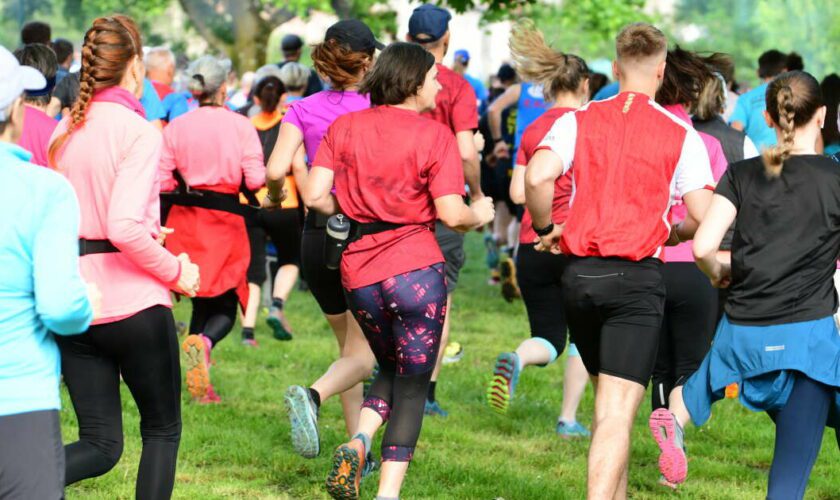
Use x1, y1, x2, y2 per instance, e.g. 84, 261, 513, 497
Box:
533, 222, 555, 237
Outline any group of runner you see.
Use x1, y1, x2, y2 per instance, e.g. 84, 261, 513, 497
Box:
2, 8, 840, 500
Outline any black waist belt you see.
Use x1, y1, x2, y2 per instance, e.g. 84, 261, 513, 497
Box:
160, 189, 258, 222
351, 220, 406, 240
79, 238, 119, 256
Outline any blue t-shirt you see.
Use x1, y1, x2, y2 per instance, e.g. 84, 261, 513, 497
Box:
513, 82, 549, 154
163, 91, 198, 123
729, 82, 777, 150
464, 73, 488, 115
0, 143, 92, 417
593, 81, 619, 101
139, 78, 166, 122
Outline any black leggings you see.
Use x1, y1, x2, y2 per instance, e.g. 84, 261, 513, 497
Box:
189, 289, 238, 346
301, 212, 347, 315
517, 244, 569, 358
652, 262, 717, 410
56, 306, 181, 500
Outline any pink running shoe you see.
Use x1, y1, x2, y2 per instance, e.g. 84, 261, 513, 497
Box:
199, 384, 222, 404
649, 408, 687, 484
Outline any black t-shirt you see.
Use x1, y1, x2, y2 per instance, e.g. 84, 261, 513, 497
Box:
716, 155, 840, 325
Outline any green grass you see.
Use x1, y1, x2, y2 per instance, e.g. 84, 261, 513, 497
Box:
61, 233, 840, 499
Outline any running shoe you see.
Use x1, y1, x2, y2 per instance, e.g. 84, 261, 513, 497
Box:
658, 475, 678, 490
555, 420, 591, 438
175, 321, 188, 337
725, 382, 739, 399
182, 334, 210, 401
198, 384, 222, 405
241, 338, 259, 348
484, 233, 500, 270
487, 352, 520, 414
488, 269, 501, 286
363, 365, 379, 397
442, 342, 464, 364
500, 256, 521, 303
325, 437, 366, 499
360, 452, 379, 482
649, 408, 688, 484
285, 385, 320, 458
267, 307, 294, 341
424, 400, 449, 418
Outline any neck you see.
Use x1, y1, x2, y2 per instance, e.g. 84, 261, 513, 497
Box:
551, 92, 584, 109
618, 75, 659, 98
393, 99, 421, 113
786, 127, 821, 155
24, 101, 49, 112
430, 48, 445, 64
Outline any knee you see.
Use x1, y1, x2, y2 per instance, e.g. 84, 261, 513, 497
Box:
84, 436, 123, 473
140, 417, 182, 444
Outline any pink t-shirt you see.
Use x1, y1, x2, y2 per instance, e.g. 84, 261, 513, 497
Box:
18, 105, 58, 167
282, 90, 370, 163
52, 101, 181, 324
663, 105, 728, 263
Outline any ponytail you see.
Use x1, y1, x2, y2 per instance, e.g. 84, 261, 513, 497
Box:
762, 86, 795, 177
254, 76, 285, 113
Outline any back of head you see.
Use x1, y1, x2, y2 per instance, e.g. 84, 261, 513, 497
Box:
253, 76, 285, 114
14, 44, 58, 105
21, 21, 51, 45
615, 22, 667, 74
312, 20, 379, 91
762, 71, 823, 177
496, 63, 517, 85
52, 38, 74, 66
588, 73, 609, 100
278, 62, 311, 92
757, 49, 787, 79
509, 20, 589, 102
692, 72, 727, 121
187, 55, 230, 104
48, 15, 143, 167
359, 42, 435, 106
145, 47, 175, 73
656, 46, 713, 107
785, 52, 804, 72
407, 4, 452, 50
819, 73, 840, 147
281, 34, 304, 59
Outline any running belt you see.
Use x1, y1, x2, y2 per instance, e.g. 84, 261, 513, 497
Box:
160, 171, 260, 223
79, 238, 119, 256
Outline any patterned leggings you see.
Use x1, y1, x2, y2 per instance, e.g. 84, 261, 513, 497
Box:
346, 264, 447, 462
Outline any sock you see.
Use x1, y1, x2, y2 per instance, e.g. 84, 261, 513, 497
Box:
353, 432, 372, 454
241, 327, 254, 340
427, 381, 437, 403
308, 387, 321, 408
272, 298, 285, 310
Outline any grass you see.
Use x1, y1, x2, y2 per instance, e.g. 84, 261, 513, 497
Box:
60, 233, 840, 499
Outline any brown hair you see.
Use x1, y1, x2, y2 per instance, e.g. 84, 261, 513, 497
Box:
14, 43, 58, 106
615, 22, 667, 62
254, 76, 285, 113
763, 71, 824, 177
692, 72, 727, 121
359, 42, 435, 106
311, 38, 373, 91
656, 46, 714, 107
509, 20, 588, 102
48, 15, 142, 168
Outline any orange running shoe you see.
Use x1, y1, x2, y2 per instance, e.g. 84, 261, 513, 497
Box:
325, 437, 366, 499
182, 334, 211, 401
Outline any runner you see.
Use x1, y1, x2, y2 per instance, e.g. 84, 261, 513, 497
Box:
407, 3, 484, 417
484, 21, 591, 440
0, 45, 96, 500
159, 55, 265, 403
650, 70, 840, 500
47, 15, 199, 499
310, 41, 495, 500
14, 43, 58, 166
278, 62, 310, 102
525, 23, 713, 499
820, 73, 839, 155
264, 19, 380, 458
729, 49, 792, 149
278, 34, 323, 97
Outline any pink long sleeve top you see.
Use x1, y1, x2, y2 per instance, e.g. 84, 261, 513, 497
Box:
52, 101, 181, 325
159, 106, 265, 194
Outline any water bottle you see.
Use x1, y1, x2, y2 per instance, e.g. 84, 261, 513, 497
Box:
325, 214, 352, 270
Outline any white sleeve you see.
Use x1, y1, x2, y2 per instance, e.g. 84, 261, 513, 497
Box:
536, 112, 576, 175
743, 136, 759, 159
675, 128, 714, 197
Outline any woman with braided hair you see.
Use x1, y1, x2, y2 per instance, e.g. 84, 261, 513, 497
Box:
48, 15, 199, 499
650, 71, 840, 500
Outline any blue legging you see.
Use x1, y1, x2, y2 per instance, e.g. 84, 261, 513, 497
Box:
766, 374, 832, 500
346, 264, 447, 462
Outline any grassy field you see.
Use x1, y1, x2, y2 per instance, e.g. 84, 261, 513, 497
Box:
60, 233, 840, 499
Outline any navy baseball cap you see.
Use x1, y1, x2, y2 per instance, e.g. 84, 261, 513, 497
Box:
408, 5, 452, 43
454, 49, 470, 63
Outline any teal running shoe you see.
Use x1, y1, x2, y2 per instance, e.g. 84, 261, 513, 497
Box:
424, 400, 449, 418
556, 420, 592, 438
487, 352, 521, 414
285, 385, 320, 458
484, 233, 500, 270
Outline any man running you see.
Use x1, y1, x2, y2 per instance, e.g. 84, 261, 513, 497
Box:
525, 23, 713, 499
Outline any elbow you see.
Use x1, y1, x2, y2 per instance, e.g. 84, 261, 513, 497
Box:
460, 149, 478, 166
266, 168, 285, 183
692, 238, 716, 264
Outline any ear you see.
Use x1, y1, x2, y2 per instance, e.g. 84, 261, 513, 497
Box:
611, 60, 620, 81
656, 59, 667, 80
763, 109, 774, 128
816, 105, 827, 128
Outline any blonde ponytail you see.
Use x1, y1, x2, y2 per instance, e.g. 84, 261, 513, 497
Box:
762, 86, 795, 178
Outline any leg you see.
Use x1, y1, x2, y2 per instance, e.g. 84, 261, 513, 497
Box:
55, 331, 124, 485
0, 410, 64, 499
108, 307, 182, 500
265, 208, 302, 339
558, 347, 591, 435
199, 289, 239, 347
241, 223, 267, 341
766, 375, 832, 500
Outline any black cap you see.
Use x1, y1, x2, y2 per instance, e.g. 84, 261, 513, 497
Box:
497, 63, 516, 82
325, 19, 384, 52
408, 4, 451, 43
281, 34, 304, 52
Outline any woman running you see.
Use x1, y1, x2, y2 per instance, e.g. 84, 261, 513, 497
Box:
650, 71, 840, 500
306, 41, 495, 500
279, 62, 311, 103
47, 15, 199, 499
263, 19, 379, 458
160, 55, 265, 403
485, 21, 591, 439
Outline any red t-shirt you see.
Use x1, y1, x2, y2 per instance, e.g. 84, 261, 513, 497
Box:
516, 107, 575, 244
536, 92, 713, 261
422, 64, 478, 134
314, 106, 466, 289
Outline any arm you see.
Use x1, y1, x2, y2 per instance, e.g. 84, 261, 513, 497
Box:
456, 130, 483, 200
693, 194, 737, 286
435, 195, 482, 232
509, 164, 526, 205
672, 129, 715, 242
729, 93, 747, 131
291, 145, 308, 196
265, 122, 303, 204
488, 84, 520, 158
158, 129, 178, 192
33, 180, 93, 335
240, 122, 266, 191
303, 166, 338, 215
673, 188, 714, 242
525, 149, 564, 229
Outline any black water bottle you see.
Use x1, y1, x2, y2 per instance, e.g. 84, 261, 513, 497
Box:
325, 214, 351, 270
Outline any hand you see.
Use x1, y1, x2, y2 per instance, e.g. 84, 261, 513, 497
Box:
473, 131, 486, 151
261, 189, 287, 210
665, 223, 682, 246
86, 282, 102, 320
493, 140, 510, 159
709, 258, 732, 289
534, 223, 565, 254
156, 227, 174, 245
175, 253, 200, 297
471, 196, 495, 227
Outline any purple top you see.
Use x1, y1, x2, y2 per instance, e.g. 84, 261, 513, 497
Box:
281, 90, 370, 164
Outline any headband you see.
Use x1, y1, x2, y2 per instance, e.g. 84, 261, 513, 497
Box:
24, 75, 56, 97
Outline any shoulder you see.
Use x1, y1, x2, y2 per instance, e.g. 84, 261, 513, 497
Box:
728, 156, 764, 175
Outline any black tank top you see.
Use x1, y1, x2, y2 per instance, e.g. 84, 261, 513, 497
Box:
692, 116, 748, 165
